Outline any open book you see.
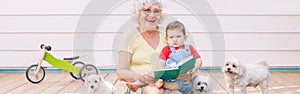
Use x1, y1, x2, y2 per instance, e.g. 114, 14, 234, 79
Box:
154, 56, 196, 81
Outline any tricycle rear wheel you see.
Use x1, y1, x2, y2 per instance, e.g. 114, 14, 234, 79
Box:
79, 64, 98, 82
70, 61, 85, 79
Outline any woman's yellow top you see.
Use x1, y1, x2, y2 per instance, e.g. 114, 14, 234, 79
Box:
119, 28, 167, 74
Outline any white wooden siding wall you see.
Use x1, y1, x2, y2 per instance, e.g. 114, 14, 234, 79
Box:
1, 0, 300, 68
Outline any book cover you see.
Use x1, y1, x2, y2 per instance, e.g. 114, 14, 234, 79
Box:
154, 56, 196, 81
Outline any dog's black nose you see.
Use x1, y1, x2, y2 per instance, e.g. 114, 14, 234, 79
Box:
199, 88, 203, 92
227, 68, 231, 71
91, 86, 94, 89
200, 86, 204, 90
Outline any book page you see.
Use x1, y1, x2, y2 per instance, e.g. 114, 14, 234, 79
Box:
154, 67, 178, 71
176, 56, 193, 67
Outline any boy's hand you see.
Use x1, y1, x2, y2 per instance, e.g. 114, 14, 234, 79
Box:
189, 68, 197, 74
177, 72, 191, 84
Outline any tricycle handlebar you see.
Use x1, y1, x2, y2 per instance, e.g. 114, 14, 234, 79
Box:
40, 44, 52, 51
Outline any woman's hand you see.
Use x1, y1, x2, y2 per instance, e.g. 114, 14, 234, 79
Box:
140, 72, 156, 84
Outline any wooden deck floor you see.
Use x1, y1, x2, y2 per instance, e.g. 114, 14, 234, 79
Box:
0, 72, 299, 94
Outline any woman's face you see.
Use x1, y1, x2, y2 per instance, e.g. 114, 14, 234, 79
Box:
138, 4, 161, 31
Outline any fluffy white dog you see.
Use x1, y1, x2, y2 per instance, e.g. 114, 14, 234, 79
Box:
191, 75, 213, 94
85, 74, 116, 94
223, 57, 269, 94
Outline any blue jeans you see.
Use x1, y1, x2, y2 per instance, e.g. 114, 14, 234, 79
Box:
177, 78, 193, 94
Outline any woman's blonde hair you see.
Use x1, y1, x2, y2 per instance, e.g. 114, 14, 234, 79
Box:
132, 0, 165, 15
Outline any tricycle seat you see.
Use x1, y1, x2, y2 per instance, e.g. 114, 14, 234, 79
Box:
63, 56, 80, 60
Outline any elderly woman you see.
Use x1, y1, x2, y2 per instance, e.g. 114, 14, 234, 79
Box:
117, 0, 167, 93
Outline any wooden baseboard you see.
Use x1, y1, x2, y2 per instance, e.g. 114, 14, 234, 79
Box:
0, 65, 299, 69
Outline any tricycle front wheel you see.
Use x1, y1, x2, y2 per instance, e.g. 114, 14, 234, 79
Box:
79, 64, 98, 82
70, 61, 85, 79
26, 64, 45, 84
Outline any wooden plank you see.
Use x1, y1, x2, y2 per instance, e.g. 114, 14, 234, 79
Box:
5, 73, 58, 94
285, 73, 300, 83
21, 73, 67, 93
104, 73, 120, 93
114, 80, 126, 94
0, 73, 28, 93
269, 73, 295, 93
101, 73, 109, 79
0, 73, 20, 84
0, 73, 13, 80
39, 72, 74, 93
0, 72, 299, 93
273, 73, 300, 93
56, 80, 81, 93
209, 72, 228, 94
104, 73, 118, 85
75, 84, 85, 93
268, 73, 282, 93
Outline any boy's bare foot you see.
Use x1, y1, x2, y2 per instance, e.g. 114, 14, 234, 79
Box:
155, 79, 164, 88
126, 81, 143, 92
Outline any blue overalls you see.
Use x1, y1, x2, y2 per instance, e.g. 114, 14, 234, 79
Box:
165, 44, 193, 94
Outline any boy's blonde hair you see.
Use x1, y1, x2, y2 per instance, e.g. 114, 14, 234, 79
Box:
166, 21, 186, 36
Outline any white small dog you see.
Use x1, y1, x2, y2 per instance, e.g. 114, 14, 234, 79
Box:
85, 74, 116, 94
223, 57, 269, 94
191, 75, 213, 94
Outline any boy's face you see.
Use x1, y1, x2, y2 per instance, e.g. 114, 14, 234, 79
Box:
166, 29, 187, 47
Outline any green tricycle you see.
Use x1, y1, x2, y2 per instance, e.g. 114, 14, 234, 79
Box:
26, 44, 98, 83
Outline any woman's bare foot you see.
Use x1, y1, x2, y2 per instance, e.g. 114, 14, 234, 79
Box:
126, 80, 144, 92
142, 85, 165, 94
